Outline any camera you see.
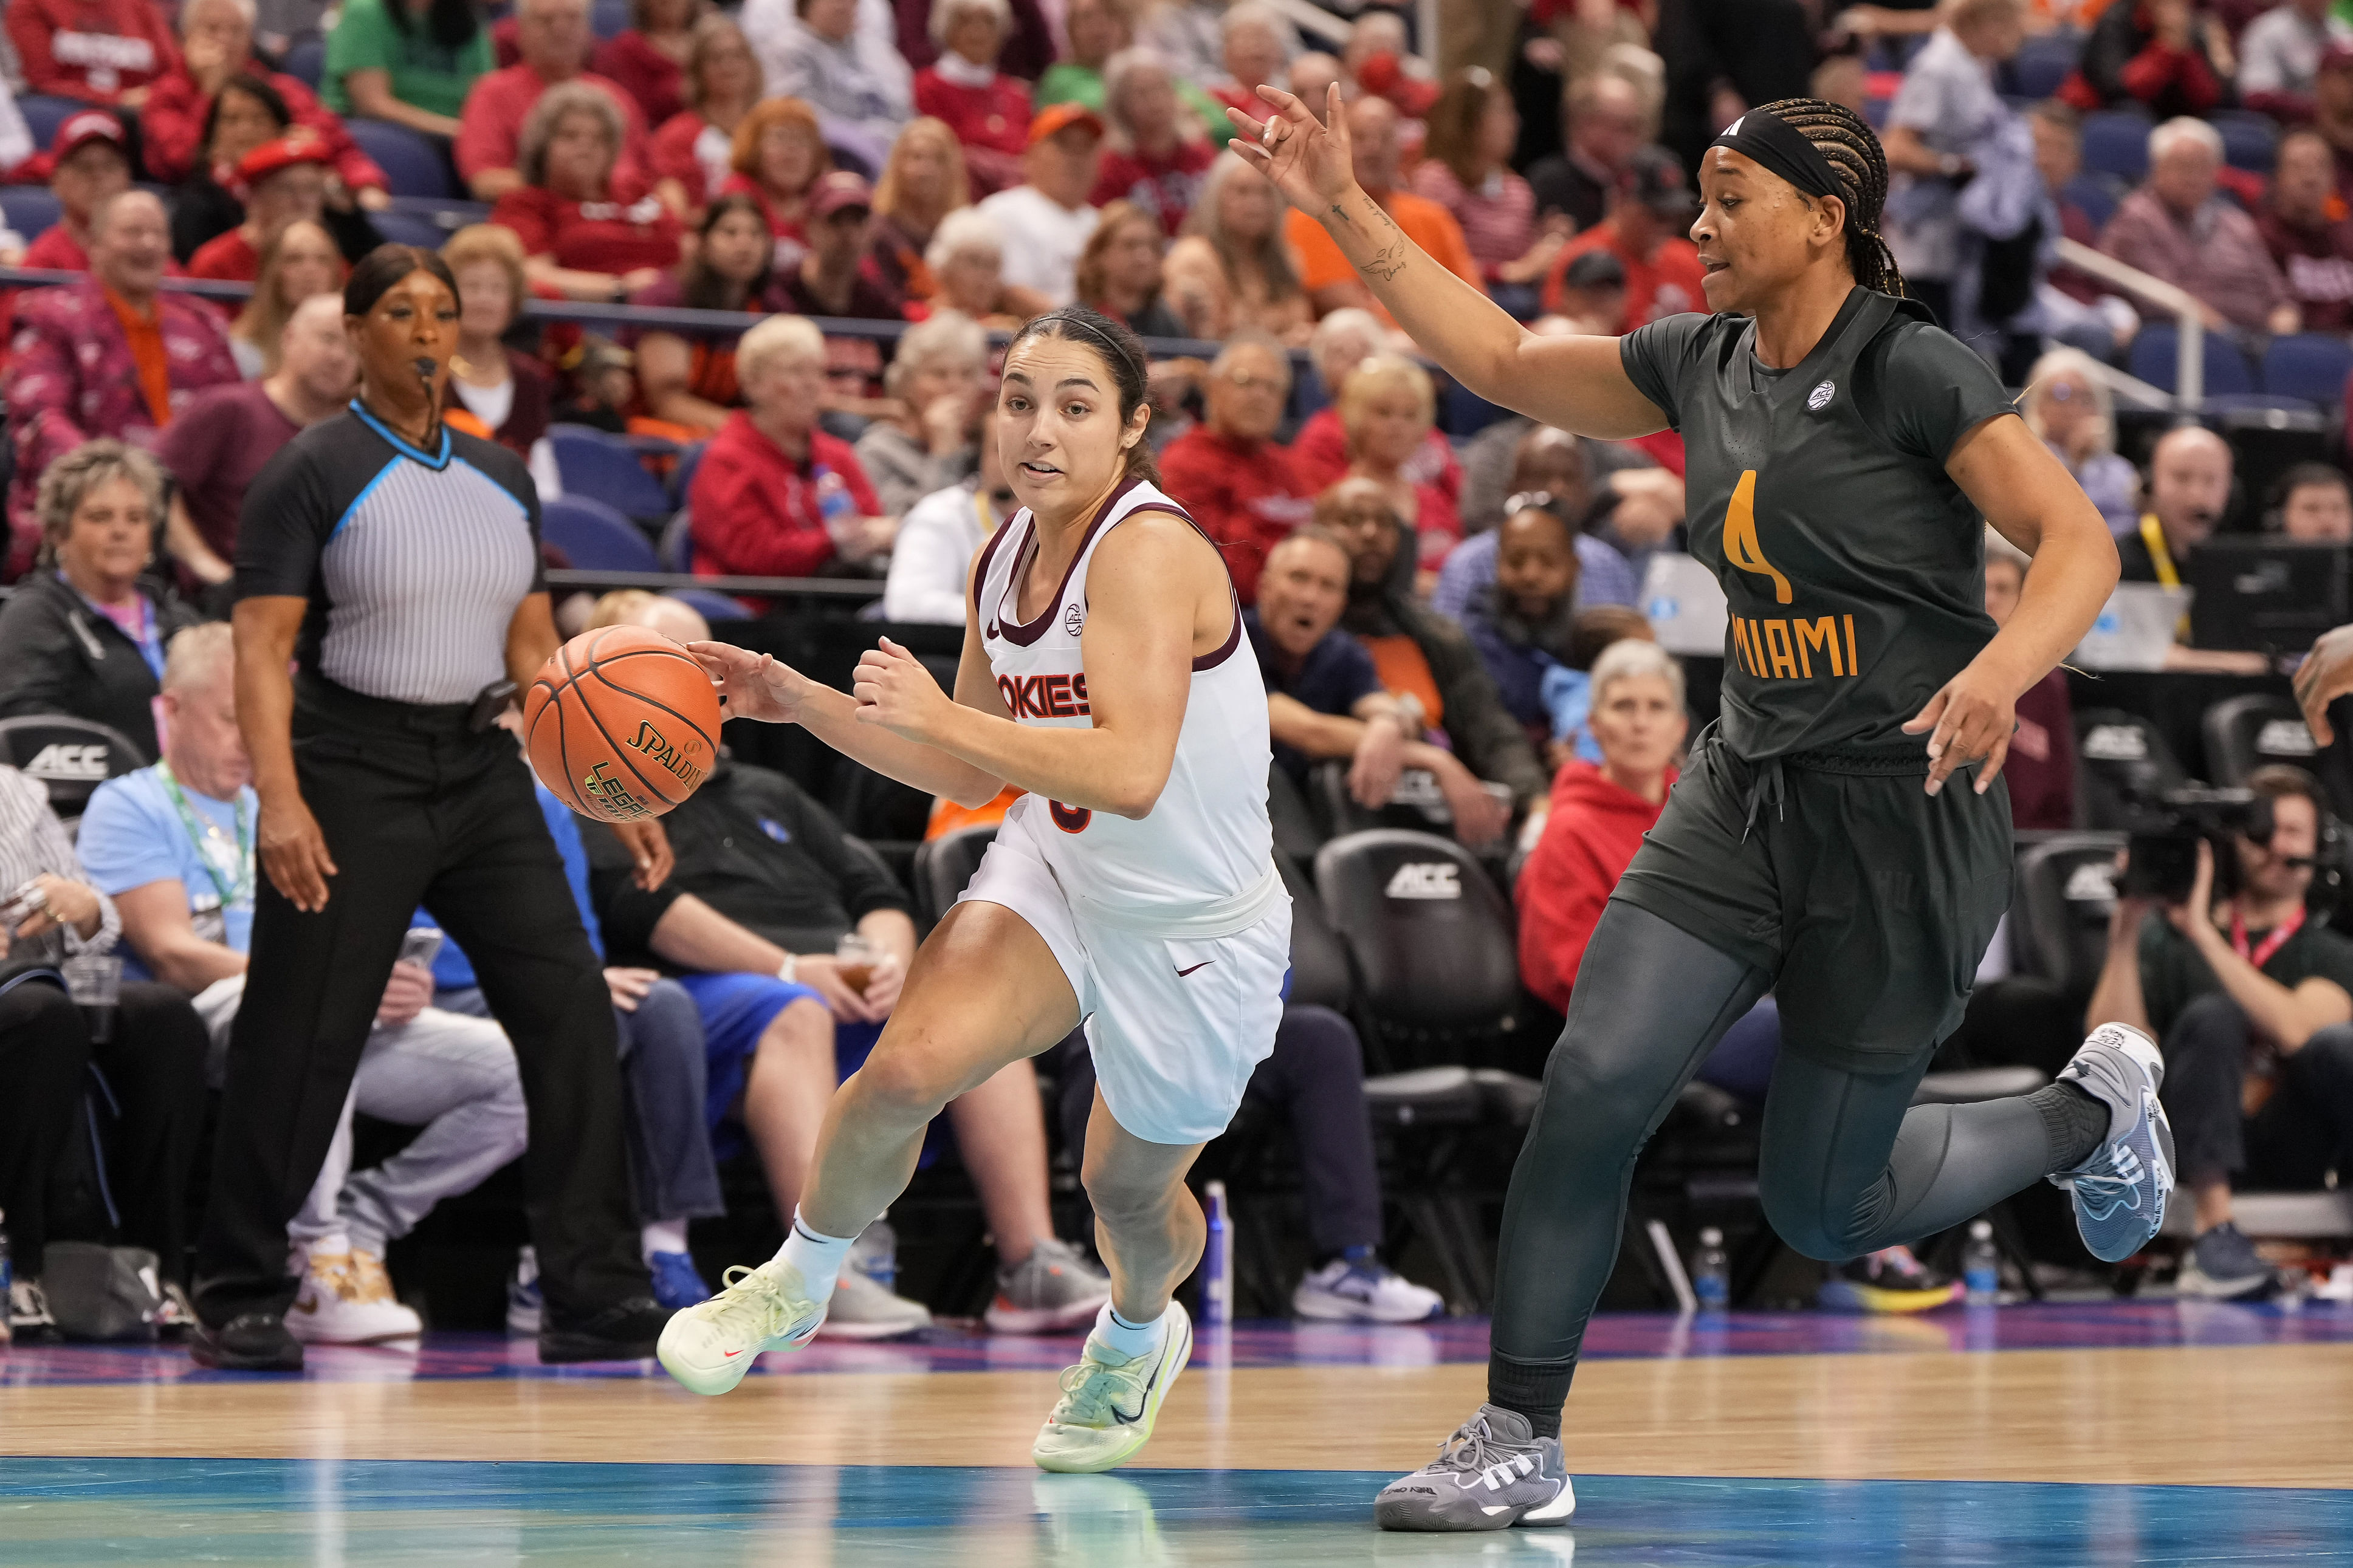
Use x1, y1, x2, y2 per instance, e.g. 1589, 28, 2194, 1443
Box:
2119, 786, 2274, 904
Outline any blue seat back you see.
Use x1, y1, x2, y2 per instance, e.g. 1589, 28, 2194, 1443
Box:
2261, 334, 2353, 405
2008, 32, 2080, 100
541, 496, 658, 571
282, 37, 326, 87
2081, 111, 2152, 182
18, 97, 85, 155
346, 118, 455, 199
2127, 323, 2255, 397
2210, 110, 2278, 174
670, 439, 708, 507
1, 188, 63, 247
548, 424, 674, 519
2061, 171, 2123, 232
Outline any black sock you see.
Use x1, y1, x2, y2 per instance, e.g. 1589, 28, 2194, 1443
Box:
2029, 1081, 2111, 1175
1488, 1351, 1575, 1440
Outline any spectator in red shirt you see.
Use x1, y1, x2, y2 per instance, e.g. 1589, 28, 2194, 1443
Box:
2260, 129, 2353, 333
2060, 0, 2228, 120
1539, 147, 1706, 327
648, 15, 763, 216
139, 0, 390, 207
1516, 636, 1688, 1013
456, 0, 651, 203
9, 0, 179, 109
1331, 354, 1460, 579
592, 0, 698, 129
188, 135, 334, 282
1091, 47, 1215, 236
1982, 529, 2075, 830
1158, 337, 1313, 603
630, 194, 791, 433
892, 0, 1055, 79
1291, 306, 1464, 513
719, 95, 830, 266
21, 112, 134, 273
492, 80, 686, 301
689, 314, 894, 579
913, 0, 1033, 197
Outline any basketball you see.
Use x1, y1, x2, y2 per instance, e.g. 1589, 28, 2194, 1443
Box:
524, 625, 723, 822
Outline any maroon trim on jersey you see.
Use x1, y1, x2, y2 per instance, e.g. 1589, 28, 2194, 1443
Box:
992, 476, 1141, 648
970, 506, 1020, 631
1106, 500, 1246, 673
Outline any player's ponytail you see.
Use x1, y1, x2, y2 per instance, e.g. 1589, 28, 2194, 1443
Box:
1005, 306, 1164, 487
1750, 98, 1908, 300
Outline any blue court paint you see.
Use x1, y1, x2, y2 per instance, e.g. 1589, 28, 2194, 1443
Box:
1, 1460, 2348, 1565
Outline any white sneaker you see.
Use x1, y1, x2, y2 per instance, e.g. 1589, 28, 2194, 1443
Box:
285, 1248, 423, 1344
814, 1268, 933, 1340
657, 1258, 827, 1397
1293, 1257, 1446, 1323
1032, 1301, 1194, 1474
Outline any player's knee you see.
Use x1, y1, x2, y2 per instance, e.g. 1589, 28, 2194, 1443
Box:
2297, 1023, 2353, 1083
843, 1041, 960, 1125
1757, 1186, 1870, 1262
1080, 1159, 1181, 1229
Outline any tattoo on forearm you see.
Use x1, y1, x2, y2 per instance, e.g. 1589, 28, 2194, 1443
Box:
1364, 243, 1409, 282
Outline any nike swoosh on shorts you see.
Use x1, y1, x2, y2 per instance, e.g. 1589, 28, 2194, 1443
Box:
1175, 962, 1215, 977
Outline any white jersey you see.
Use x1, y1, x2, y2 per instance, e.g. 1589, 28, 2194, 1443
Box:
974, 476, 1279, 934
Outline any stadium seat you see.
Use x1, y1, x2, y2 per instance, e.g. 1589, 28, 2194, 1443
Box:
1, 188, 62, 247
2007, 30, 2080, 99
368, 209, 446, 248
282, 36, 326, 87
2261, 334, 2353, 405
657, 510, 693, 573
541, 495, 658, 571
1308, 758, 1463, 838
2127, 324, 2255, 399
2007, 830, 2127, 992
2201, 692, 2320, 785
1311, 829, 1523, 1072
1267, 762, 1324, 866
2061, 170, 2125, 231
548, 424, 674, 520
592, 0, 630, 36
346, 118, 456, 200
1277, 849, 1352, 1012
0, 715, 147, 826
1443, 381, 1512, 439
2080, 109, 2152, 182
17, 97, 83, 155
2073, 706, 2189, 829
912, 824, 994, 928
669, 439, 707, 507
2210, 110, 2278, 174
665, 586, 749, 625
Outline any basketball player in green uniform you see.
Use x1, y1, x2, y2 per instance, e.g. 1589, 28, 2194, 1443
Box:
1229, 90, 2176, 1530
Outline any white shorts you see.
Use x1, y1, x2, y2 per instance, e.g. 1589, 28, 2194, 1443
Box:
956, 813, 1292, 1145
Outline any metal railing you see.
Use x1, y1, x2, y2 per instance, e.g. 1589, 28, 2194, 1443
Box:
2055, 238, 2212, 408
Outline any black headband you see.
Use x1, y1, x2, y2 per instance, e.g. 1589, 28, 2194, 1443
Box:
1710, 109, 1843, 204
1042, 309, 1145, 388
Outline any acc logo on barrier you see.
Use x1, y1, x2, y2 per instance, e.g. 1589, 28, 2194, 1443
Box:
22, 743, 109, 781
1384, 863, 1461, 900
2080, 724, 2149, 762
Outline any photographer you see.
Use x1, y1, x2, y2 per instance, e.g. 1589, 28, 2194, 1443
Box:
2084, 766, 2353, 1299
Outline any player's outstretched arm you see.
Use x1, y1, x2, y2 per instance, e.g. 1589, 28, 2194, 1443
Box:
1228, 84, 1668, 440
853, 513, 1213, 818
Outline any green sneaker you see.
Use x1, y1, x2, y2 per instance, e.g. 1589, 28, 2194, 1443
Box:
1031, 1301, 1192, 1474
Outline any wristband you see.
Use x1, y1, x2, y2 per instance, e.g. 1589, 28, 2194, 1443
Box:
778, 953, 799, 985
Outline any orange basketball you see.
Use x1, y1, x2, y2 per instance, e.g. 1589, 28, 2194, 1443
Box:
524, 625, 723, 822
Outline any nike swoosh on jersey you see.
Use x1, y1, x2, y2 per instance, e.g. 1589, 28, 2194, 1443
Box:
1175, 961, 1215, 977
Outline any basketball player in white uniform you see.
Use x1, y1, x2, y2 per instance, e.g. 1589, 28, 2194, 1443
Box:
661, 307, 1291, 1473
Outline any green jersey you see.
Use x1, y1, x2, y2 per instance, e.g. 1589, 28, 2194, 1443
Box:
322, 0, 493, 119
1620, 288, 2018, 761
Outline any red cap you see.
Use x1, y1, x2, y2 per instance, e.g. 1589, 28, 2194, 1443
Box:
228, 134, 331, 198
28, 110, 127, 179
808, 169, 874, 219
1356, 52, 1440, 118
1028, 101, 1105, 146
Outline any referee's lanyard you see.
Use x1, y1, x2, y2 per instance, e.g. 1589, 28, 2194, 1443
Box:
2230, 905, 2303, 971
2135, 515, 2190, 638
66, 573, 165, 682
157, 761, 254, 909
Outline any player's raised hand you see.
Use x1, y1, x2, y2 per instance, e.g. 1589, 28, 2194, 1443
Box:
853, 637, 952, 742
1903, 663, 2016, 797
2294, 623, 2353, 744
1225, 83, 1355, 219
688, 640, 812, 725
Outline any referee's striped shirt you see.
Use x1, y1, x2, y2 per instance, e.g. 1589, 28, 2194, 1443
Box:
233, 402, 544, 706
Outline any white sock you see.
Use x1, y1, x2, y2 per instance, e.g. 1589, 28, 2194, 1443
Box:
1092, 1301, 1167, 1359
777, 1208, 856, 1301
641, 1219, 689, 1262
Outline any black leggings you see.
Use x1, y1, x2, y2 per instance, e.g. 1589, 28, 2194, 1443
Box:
1489, 904, 2063, 1415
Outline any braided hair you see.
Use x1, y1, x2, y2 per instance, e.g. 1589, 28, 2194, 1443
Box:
1752, 97, 1907, 298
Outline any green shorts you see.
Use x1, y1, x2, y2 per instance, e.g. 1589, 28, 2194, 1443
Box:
1611, 729, 2014, 1072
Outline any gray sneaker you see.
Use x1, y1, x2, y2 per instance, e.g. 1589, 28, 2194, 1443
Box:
988, 1238, 1113, 1333
2047, 1024, 2176, 1262
1373, 1404, 1577, 1532
813, 1268, 933, 1340
2178, 1220, 2276, 1301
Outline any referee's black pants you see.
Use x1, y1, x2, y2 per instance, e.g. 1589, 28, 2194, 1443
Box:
193, 683, 646, 1327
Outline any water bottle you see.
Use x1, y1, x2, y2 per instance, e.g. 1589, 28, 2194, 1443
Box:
848, 1216, 898, 1295
814, 464, 858, 551
1, 1207, 12, 1347
1201, 1182, 1232, 1326
1691, 1227, 1730, 1312
1963, 1220, 2001, 1304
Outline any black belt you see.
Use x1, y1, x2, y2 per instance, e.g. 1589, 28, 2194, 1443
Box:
295, 670, 486, 739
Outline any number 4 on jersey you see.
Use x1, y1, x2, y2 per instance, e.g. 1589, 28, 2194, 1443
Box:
1723, 470, 1792, 605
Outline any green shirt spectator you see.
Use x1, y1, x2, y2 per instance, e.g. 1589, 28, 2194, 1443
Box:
1036, 60, 1234, 149
323, 0, 494, 129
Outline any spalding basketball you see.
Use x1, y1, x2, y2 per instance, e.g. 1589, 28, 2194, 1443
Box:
524, 625, 723, 822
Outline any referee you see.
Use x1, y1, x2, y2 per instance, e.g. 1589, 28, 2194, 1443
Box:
190, 245, 675, 1370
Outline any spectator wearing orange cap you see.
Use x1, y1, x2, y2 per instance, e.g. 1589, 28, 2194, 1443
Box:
140, 0, 390, 205
975, 102, 1107, 307
912, 0, 1032, 197
22, 113, 137, 273
187, 134, 334, 282
491, 80, 687, 301
7, 0, 179, 109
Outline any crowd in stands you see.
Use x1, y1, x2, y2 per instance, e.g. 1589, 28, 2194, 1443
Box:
10, 0, 2353, 1340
